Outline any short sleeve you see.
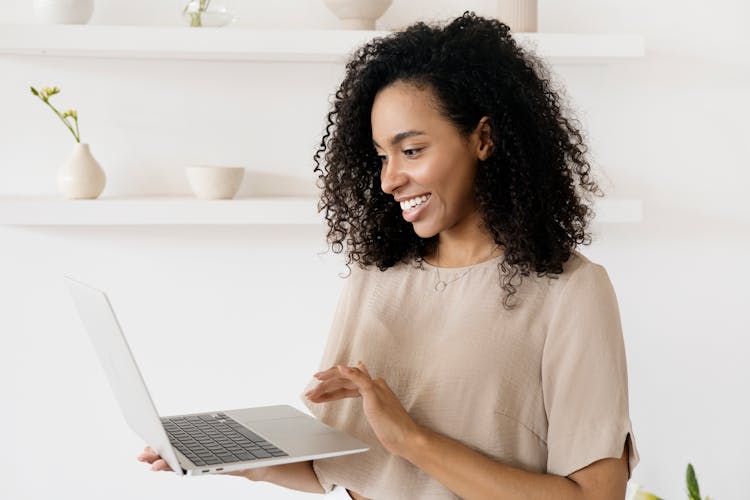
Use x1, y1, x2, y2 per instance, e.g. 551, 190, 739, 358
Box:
542, 262, 640, 479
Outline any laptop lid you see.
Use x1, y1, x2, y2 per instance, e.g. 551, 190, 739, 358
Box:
64, 275, 185, 476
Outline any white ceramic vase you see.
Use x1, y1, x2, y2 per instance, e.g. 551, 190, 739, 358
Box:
33, 0, 94, 25
57, 143, 106, 199
496, 0, 537, 32
322, 0, 393, 30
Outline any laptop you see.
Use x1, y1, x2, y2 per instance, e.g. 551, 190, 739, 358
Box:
64, 275, 369, 476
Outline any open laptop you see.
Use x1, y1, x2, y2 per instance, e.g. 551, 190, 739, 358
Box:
64, 275, 369, 476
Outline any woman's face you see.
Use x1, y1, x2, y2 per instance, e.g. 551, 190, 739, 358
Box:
371, 81, 492, 239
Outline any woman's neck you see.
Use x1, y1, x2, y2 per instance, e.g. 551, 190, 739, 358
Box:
424, 211, 502, 267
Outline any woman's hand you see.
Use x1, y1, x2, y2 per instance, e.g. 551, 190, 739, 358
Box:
137, 446, 173, 472
305, 361, 423, 458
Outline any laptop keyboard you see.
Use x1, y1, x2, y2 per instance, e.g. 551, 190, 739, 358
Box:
161, 412, 288, 466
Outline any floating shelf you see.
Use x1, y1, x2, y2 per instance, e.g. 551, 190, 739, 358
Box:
0, 25, 645, 64
0, 196, 642, 225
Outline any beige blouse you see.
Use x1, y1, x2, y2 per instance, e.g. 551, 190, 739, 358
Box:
300, 249, 640, 499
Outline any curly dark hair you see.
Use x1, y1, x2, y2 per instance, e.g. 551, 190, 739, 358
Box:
312, 10, 605, 309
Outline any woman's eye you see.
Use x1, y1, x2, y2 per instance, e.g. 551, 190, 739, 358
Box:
377, 148, 422, 163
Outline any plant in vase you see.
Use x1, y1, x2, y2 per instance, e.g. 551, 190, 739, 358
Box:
30, 86, 80, 142
183, 0, 211, 27
182, 0, 235, 27
30, 85, 106, 199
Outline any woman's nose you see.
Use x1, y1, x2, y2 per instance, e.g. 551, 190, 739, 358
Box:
380, 159, 407, 195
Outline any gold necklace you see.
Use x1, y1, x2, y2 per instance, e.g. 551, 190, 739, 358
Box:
434, 243, 498, 292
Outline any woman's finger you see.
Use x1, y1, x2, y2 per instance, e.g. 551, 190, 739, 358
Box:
357, 360, 371, 378
150, 458, 172, 471
315, 362, 373, 381
307, 387, 361, 402
336, 365, 376, 394
137, 447, 160, 463
306, 377, 356, 399
313, 366, 339, 381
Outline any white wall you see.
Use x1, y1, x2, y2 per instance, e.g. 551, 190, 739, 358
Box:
1, 1, 748, 499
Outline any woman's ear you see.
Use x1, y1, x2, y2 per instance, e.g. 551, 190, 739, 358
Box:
474, 116, 494, 161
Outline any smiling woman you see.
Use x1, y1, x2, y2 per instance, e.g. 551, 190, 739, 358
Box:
314, 13, 604, 310
297, 10, 640, 500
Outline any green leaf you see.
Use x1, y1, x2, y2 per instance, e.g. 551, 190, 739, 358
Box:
30, 86, 39, 96
686, 463, 701, 500
633, 489, 664, 500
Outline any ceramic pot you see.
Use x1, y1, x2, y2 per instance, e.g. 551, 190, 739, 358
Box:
33, 0, 95, 24
322, 0, 393, 30
57, 143, 106, 199
496, 0, 537, 32
186, 166, 245, 199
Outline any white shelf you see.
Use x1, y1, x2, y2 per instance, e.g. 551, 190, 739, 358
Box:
0, 25, 644, 64
0, 195, 642, 225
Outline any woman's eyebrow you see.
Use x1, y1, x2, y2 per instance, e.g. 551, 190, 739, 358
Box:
373, 130, 427, 148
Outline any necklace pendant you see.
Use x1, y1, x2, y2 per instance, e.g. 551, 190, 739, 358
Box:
435, 280, 447, 292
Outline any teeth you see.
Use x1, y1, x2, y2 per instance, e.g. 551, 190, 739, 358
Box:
400, 194, 431, 211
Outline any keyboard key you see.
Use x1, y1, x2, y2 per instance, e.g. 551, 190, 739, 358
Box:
234, 452, 257, 461
250, 449, 272, 459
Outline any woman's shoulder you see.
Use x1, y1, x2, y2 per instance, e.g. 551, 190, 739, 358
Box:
519, 249, 608, 298
544, 249, 613, 300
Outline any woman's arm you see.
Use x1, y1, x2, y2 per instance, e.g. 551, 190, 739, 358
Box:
402, 425, 629, 500
227, 460, 325, 494
323, 363, 630, 500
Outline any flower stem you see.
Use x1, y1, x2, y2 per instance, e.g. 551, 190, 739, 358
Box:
43, 99, 79, 142
74, 117, 80, 143
187, 0, 211, 27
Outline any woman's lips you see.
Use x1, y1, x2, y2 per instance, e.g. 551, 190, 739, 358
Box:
402, 194, 431, 222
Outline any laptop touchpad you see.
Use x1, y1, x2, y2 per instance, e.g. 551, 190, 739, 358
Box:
247, 416, 334, 440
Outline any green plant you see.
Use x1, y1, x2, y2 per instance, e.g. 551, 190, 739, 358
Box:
29, 85, 81, 143
686, 463, 714, 500
183, 0, 211, 27
630, 463, 714, 500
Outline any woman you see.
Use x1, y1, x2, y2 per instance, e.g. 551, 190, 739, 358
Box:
140, 11, 640, 499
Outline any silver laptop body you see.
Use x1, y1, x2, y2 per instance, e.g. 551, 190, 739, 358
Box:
64, 275, 369, 476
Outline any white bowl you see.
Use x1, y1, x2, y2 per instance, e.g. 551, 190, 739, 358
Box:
34, 0, 94, 24
186, 166, 245, 199
322, 0, 393, 30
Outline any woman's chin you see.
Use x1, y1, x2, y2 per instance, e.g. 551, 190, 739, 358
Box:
411, 222, 438, 239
